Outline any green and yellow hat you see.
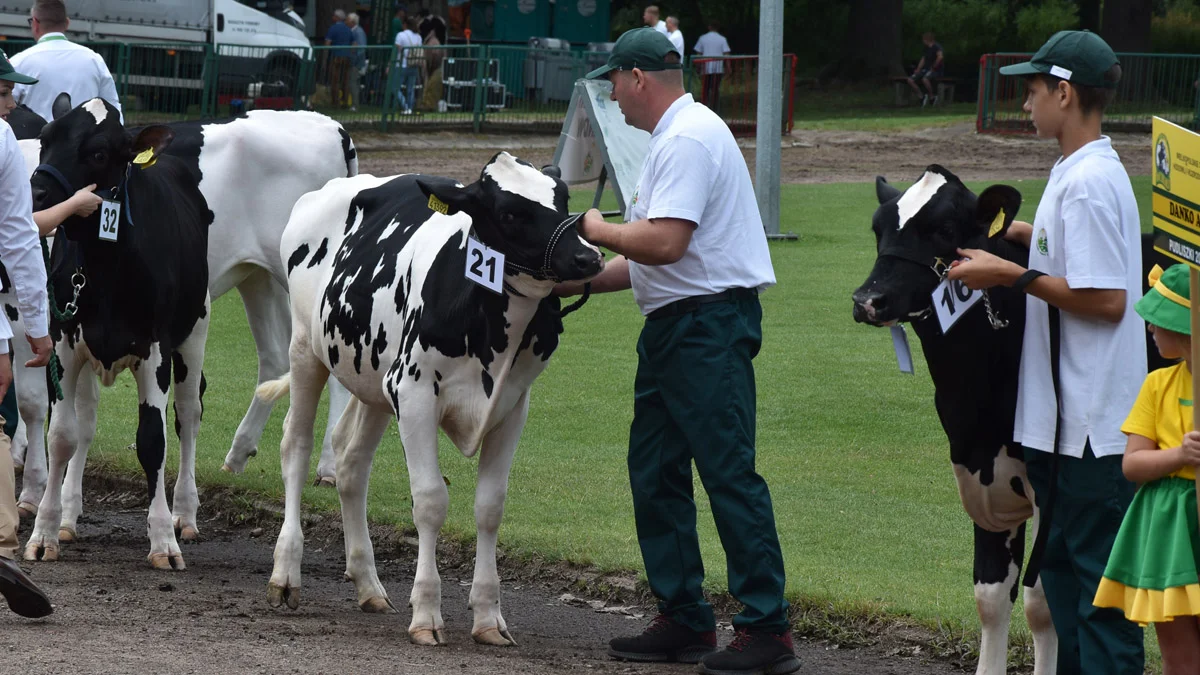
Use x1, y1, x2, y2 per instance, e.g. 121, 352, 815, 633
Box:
1137, 263, 1191, 335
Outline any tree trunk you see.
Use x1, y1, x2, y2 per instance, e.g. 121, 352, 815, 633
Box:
835, 0, 903, 80
1101, 0, 1152, 52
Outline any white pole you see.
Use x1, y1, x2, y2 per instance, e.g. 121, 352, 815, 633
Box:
756, 0, 786, 238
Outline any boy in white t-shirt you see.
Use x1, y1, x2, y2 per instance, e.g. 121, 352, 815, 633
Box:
947, 30, 1145, 674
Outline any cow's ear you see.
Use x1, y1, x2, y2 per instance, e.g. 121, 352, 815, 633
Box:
51, 92, 72, 121
976, 185, 1021, 240
416, 178, 475, 216
876, 176, 901, 204
540, 164, 562, 179
129, 125, 175, 168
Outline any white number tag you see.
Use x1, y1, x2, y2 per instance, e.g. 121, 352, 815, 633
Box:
464, 237, 504, 294
99, 200, 120, 242
932, 276, 983, 332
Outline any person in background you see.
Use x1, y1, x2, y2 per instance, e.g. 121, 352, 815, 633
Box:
693, 21, 730, 113
347, 12, 368, 112
906, 31, 944, 107
643, 5, 668, 35
393, 16, 422, 115
324, 9, 353, 109
391, 3, 407, 43
666, 16, 684, 57
12, 0, 123, 123
0, 51, 54, 620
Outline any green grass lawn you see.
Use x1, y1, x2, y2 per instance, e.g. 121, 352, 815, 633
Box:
791, 86, 977, 133
70, 176, 1161, 667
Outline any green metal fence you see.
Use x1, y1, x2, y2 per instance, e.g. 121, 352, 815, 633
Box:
0, 39, 795, 135
978, 52, 1200, 134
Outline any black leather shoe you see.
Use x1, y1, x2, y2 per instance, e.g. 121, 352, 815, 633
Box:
0, 556, 52, 618
608, 614, 717, 663
699, 628, 800, 675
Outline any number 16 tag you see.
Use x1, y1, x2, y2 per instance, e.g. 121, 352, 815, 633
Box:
99, 200, 120, 242
932, 276, 982, 332
464, 237, 505, 294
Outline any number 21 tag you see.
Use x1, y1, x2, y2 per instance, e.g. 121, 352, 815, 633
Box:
99, 200, 120, 242
464, 237, 504, 294
932, 276, 982, 332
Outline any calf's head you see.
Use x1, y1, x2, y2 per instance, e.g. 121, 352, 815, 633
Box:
417, 151, 604, 283
30, 94, 174, 240
852, 165, 1020, 326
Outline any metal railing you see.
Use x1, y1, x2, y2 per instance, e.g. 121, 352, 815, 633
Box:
0, 38, 797, 135
978, 52, 1200, 134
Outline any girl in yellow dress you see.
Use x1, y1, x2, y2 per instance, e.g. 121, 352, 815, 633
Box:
1094, 263, 1200, 674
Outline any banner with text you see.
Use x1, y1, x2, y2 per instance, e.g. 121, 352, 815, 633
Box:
1153, 117, 1200, 268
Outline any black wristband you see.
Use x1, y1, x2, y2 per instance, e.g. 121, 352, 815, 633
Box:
1012, 269, 1046, 293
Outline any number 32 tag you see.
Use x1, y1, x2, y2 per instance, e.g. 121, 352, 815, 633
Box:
99, 200, 120, 242
932, 276, 982, 332
464, 237, 505, 294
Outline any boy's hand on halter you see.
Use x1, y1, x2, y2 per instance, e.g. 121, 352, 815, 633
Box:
1180, 431, 1200, 465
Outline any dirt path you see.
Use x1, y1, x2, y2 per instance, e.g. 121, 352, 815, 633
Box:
1, 478, 961, 675
353, 124, 1153, 186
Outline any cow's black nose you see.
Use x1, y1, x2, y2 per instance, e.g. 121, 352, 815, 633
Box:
851, 290, 887, 324
573, 250, 601, 276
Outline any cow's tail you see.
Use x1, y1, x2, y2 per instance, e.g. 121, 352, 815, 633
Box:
338, 126, 359, 177
255, 373, 292, 403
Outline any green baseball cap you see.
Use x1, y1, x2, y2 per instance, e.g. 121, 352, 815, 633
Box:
999, 30, 1118, 88
0, 50, 35, 85
585, 27, 682, 80
1137, 263, 1191, 335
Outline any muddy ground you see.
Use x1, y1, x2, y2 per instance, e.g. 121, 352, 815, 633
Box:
2, 124, 1081, 675
3, 475, 961, 675
351, 123, 1153, 185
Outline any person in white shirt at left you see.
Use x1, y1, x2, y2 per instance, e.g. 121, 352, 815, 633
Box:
666, 16, 684, 57
12, 0, 123, 124
0, 50, 54, 620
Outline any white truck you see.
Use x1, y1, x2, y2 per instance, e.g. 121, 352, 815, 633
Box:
0, 0, 316, 109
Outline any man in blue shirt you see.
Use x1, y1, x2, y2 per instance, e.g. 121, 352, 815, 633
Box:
324, 9, 353, 109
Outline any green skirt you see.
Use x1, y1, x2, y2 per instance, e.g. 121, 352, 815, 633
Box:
1094, 476, 1200, 625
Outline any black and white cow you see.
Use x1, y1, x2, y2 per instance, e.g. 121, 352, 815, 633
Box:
851, 166, 1055, 675
23, 96, 212, 569
4, 107, 355, 528
7, 104, 47, 140
257, 152, 604, 645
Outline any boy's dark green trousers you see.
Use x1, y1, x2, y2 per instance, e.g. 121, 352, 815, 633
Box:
627, 292, 789, 634
1024, 444, 1144, 675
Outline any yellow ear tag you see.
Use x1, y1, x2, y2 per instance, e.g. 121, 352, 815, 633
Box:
132, 148, 156, 168
987, 208, 1005, 238
427, 194, 449, 215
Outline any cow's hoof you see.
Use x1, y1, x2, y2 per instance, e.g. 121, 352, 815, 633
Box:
313, 475, 336, 488
148, 552, 186, 571
472, 627, 516, 646
12, 463, 22, 475
16, 503, 36, 519
23, 540, 58, 562
220, 463, 237, 474
267, 582, 300, 610
57, 527, 76, 543
178, 526, 199, 542
360, 596, 397, 614
408, 627, 446, 646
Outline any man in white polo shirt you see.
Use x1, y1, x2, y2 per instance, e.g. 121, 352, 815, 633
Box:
559, 27, 798, 675
12, 0, 123, 124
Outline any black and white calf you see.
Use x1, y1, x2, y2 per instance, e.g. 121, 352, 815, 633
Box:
4, 108, 356, 528
258, 152, 603, 645
24, 96, 212, 569
851, 166, 1055, 675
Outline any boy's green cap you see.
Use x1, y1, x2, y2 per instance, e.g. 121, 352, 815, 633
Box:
0, 50, 35, 85
585, 27, 682, 80
999, 30, 1119, 88
1137, 263, 1191, 335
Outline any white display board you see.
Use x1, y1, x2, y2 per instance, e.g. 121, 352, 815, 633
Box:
552, 79, 650, 215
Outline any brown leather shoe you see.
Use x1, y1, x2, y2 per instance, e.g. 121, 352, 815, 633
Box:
0, 556, 52, 618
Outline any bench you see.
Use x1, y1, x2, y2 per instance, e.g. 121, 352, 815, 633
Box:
891, 75, 957, 106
